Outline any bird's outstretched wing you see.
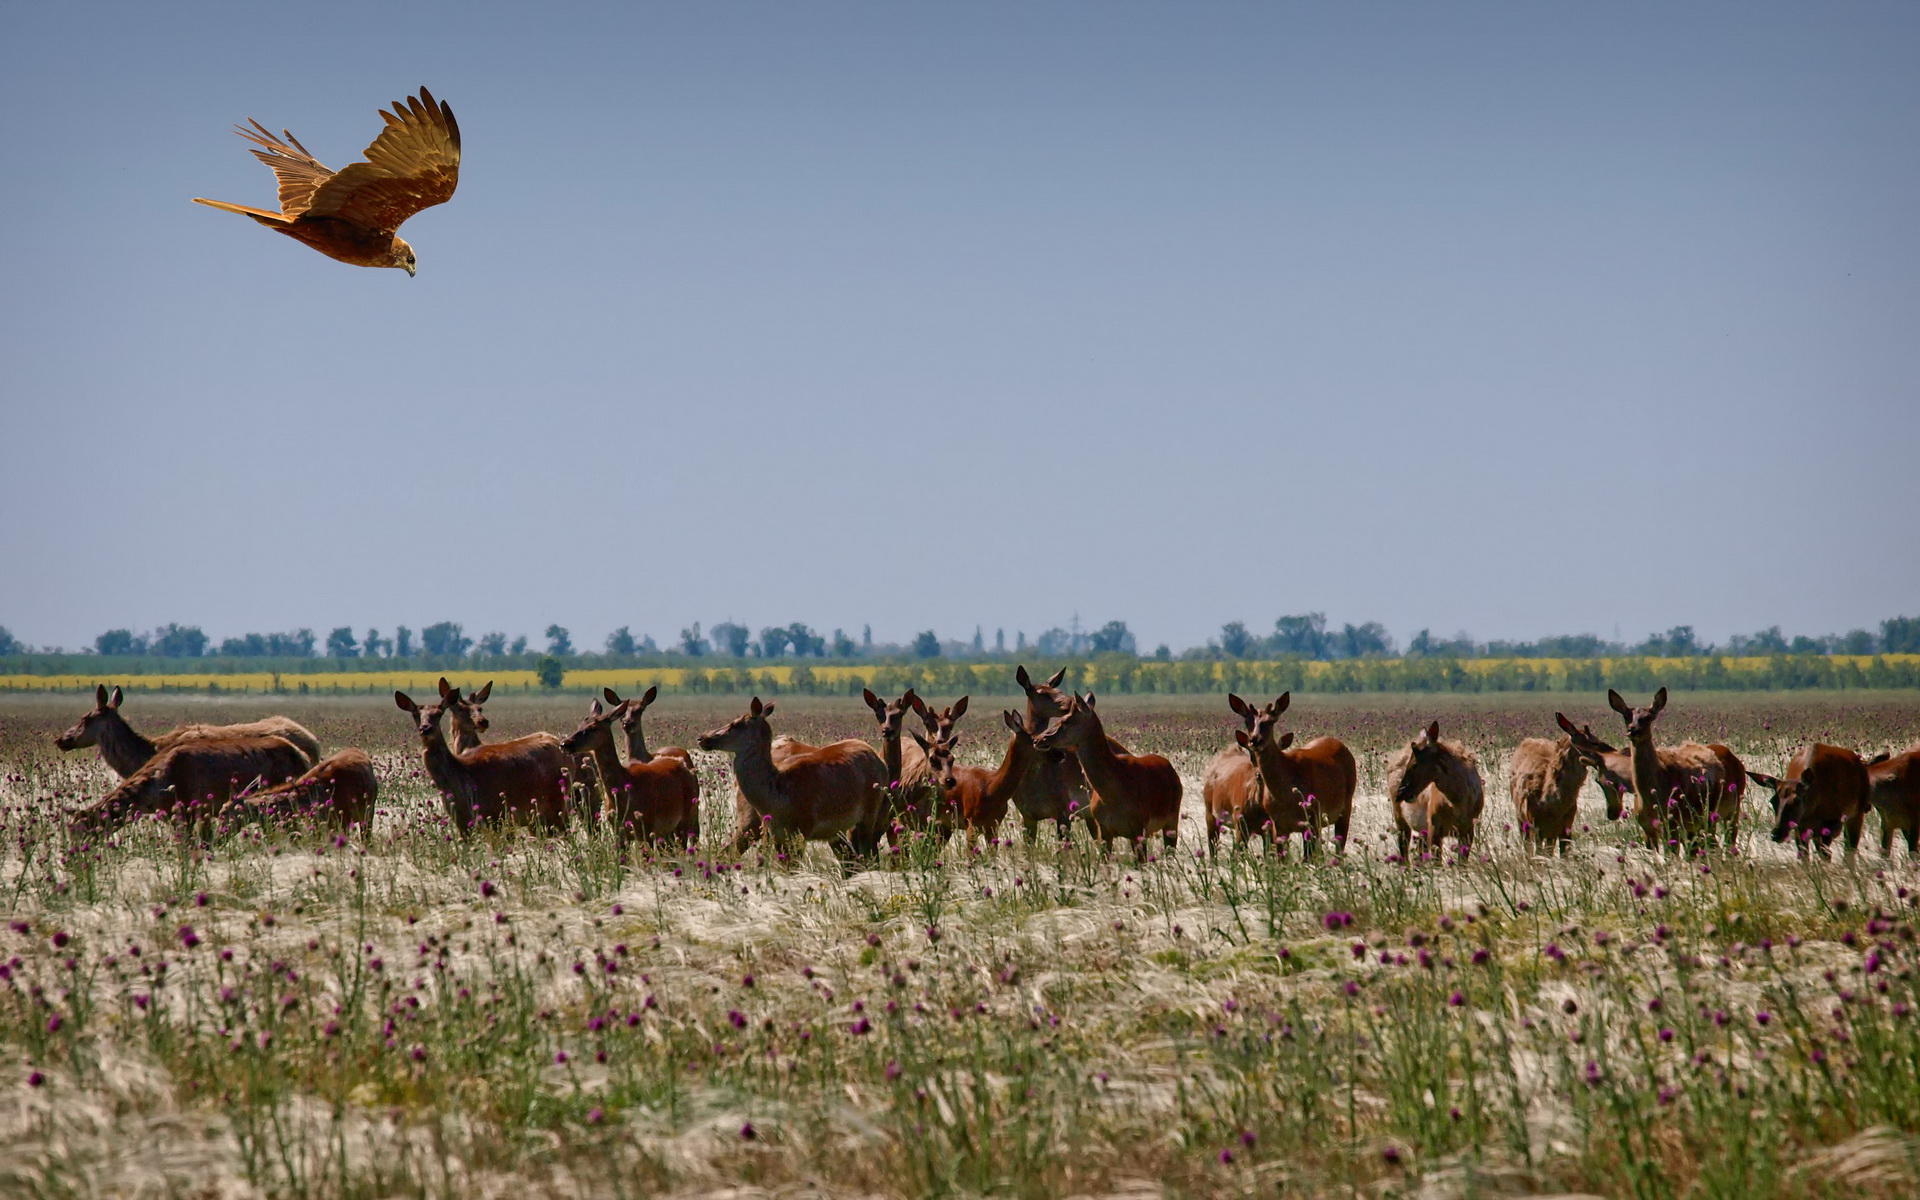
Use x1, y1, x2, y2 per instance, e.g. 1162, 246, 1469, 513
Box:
303, 88, 460, 234
233, 121, 335, 216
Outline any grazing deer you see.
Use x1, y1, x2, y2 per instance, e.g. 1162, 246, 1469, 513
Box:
912, 711, 1043, 845
1507, 735, 1587, 852
1031, 691, 1182, 855
602, 686, 693, 766
233, 749, 378, 831
1384, 722, 1485, 860
1600, 689, 1727, 851
55, 684, 320, 777
393, 691, 571, 835
697, 697, 889, 861
438, 678, 491, 752
1866, 749, 1920, 855
1751, 744, 1872, 859
1222, 693, 1358, 857
69, 735, 309, 838
560, 700, 700, 847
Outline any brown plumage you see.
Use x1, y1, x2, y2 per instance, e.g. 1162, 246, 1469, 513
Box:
193, 87, 459, 275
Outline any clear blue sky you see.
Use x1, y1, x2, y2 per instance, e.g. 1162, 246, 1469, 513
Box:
2, 2, 1915, 653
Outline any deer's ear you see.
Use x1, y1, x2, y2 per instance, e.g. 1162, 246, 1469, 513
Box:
394, 691, 418, 713
910, 731, 931, 753
603, 687, 623, 705
1278, 731, 1295, 749
438, 677, 454, 699
1650, 687, 1668, 715
589, 699, 603, 717
1749, 771, 1780, 790
1084, 691, 1097, 708
1227, 693, 1250, 718
762, 701, 776, 717
1047, 668, 1067, 687
1555, 713, 1577, 735
1015, 665, 1033, 690
1272, 691, 1291, 717
641, 685, 658, 706
473, 681, 492, 704
1234, 729, 1251, 748
1607, 690, 1631, 716
1425, 720, 1441, 743
862, 688, 882, 714
749, 697, 763, 717
110, 685, 122, 708
95, 684, 110, 707
950, 696, 968, 721
1003, 710, 1023, 734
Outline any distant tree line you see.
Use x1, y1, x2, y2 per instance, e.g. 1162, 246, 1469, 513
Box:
2, 612, 1916, 667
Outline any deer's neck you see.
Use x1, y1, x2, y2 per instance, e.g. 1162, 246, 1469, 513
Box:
1254, 744, 1298, 804
449, 716, 482, 754
1067, 717, 1128, 808
100, 713, 158, 776
420, 731, 478, 830
880, 729, 902, 784
623, 722, 654, 764
730, 734, 791, 818
582, 731, 624, 790
983, 734, 1038, 803
1627, 734, 1666, 804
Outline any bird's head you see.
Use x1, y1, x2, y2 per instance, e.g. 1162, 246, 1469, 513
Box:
389, 237, 417, 276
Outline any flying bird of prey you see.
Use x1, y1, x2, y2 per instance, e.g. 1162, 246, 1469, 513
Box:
193, 87, 460, 276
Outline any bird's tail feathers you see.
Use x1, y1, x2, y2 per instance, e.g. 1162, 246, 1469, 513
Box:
191, 197, 289, 225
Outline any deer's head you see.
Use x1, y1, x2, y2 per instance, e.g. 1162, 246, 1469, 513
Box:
698, 697, 775, 753
56, 684, 124, 751
1608, 688, 1667, 744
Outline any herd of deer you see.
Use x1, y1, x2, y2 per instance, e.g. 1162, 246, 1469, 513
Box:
50, 679, 1920, 864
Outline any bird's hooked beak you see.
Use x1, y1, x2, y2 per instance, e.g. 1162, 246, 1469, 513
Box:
404, 263, 416, 277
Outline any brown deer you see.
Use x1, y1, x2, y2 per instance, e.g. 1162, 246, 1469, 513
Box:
1507, 736, 1587, 852
55, 684, 320, 777
1867, 749, 1920, 855
560, 700, 700, 847
1601, 689, 1727, 851
698, 697, 889, 861
393, 691, 571, 835
863, 688, 940, 830
69, 735, 309, 838
1201, 693, 1267, 849
1222, 693, 1358, 857
1012, 666, 1133, 840
1031, 691, 1182, 855
438, 678, 491, 752
1557, 715, 1636, 821
1752, 744, 1872, 859
912, 711, 1044, 845
1384, 722, 1485, 861
232, 749, 378, 831
601, 686, 693, 766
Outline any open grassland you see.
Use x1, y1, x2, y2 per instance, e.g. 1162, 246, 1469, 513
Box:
4, 691, 1920, 1198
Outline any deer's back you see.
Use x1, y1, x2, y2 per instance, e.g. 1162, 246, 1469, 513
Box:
161, 717, 320, 767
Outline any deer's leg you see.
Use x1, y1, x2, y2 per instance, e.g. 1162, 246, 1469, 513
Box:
1843, 811, 1865, 859
1905, 821, 1919, 855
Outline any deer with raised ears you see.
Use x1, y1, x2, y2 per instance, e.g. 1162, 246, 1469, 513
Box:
55, 684, 321, 778
1603, 688, 1728, 852
863, 687, 942, 832
438, 678, 491, 753
231, 749, 378, 832
909, 694, 969, 743
1031, 691, 1182, 855
1227, 693, 1359, 858
394, 691, 571, 836
69, 735, 310, 840
602, 686, 693, 767
1012, 666, 1123, 840
1383, 721, 1484, 861
1201, 693, 1266, 849
911, 711, 1042, 845
1866, 749, 1920, 856
697, 697, 889, 863
560, 700, 700, 848
1507, 735, 1587, 853
1751, 745, 1872, 859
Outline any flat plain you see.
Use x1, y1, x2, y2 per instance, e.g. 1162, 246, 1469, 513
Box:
4, 688, 1920, 1199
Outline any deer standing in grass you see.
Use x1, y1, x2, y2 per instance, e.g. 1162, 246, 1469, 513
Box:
1031, 691, 1182, 855
1507, 735, 1587, 852
698, 697, 889, 862
1556, 713, 1744, 846
1201, 693, 1266, 848
1867, 748, 1920, 856
1751, 744, 1872, 859
438, 677, 597, 825
69, 736, 309, 839
1384, 722, 1484, 861
913, 711, 1044, 845
560, 700, 700, 847
234, 749, 378, 831
862, 688, 940, 831
394, 691, 571, 835
1216, 693, 1357, 857
1601, 689, 1728, 851
55, 684, 320, 777
1012, 666, 1132, 841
